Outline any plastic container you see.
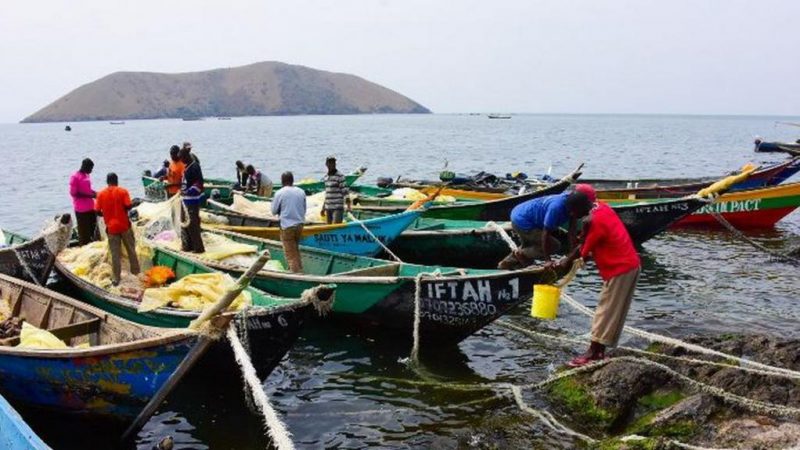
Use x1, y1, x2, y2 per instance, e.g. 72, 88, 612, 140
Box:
531, 284, 561, 320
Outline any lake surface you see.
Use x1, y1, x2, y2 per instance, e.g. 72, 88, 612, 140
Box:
1, 114, 798, 449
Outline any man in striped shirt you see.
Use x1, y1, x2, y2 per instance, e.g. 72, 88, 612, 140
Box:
322, 156, 350, 224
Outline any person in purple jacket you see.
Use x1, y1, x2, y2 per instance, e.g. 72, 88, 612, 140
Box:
69, 158, 98, 245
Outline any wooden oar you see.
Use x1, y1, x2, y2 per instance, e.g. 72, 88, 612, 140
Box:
120, 251, 270, 443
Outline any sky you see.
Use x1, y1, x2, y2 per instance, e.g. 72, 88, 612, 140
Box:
1, 0, 799, 122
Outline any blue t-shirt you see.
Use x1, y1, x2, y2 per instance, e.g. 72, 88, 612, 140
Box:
510, 193, 570, 231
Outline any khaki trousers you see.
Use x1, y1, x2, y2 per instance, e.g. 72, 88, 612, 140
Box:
497, 224, 561, 269
108, 229, 140, 284
280, 225, 304, 273
591, 267, 640, 347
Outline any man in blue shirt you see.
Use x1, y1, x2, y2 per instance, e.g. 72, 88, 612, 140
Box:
272, 171, 307, 273
497, 191, 592, 270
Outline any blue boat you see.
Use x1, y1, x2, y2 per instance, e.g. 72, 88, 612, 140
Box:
0, 273, 204, 422
206, 209, 423, 256
0, 393, 50, 449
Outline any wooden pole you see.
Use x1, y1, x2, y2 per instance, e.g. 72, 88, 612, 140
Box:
120, 251, 270, 443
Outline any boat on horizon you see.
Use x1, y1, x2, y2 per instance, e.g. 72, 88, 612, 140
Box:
487, 114, 512, 119
109, 121, 125, 125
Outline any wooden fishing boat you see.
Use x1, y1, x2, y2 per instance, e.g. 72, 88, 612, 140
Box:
53, 246, 332, 378
755, 139, 800, 157
160, 229, 563, 346
354, 167, 582, 221
605, 182, 800, 229
205, 209, 424, 256
0, 215, 72, 286
0, 273, 203, 422
0, 392, 50, 449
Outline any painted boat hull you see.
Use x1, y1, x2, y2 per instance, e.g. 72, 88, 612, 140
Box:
209, 210, 422, 256
185, 230, 560, 345
0, 393, 51, 449
1, 217, 72, 285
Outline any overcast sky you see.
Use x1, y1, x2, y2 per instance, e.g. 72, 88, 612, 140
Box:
1, 0, 798, 122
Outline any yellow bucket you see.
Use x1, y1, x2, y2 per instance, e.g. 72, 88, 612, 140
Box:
531, 284, 561, 320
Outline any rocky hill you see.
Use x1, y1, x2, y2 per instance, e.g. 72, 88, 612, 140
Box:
22, 61, 430, 122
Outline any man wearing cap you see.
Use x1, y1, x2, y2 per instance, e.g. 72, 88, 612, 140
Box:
497, 187, 593, 270
548, 184, 641, 367
182, 141, 200, 164
179, 147, 205, 253
69, 158, 98, 245
322, 156, 350, 224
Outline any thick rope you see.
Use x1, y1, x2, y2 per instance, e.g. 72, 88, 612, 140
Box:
346, 212, 403, 262
226, 325, 294, 450
711, 212, 799, 264
485, 221, 518, 251
510, 385, 597, 444
408, 271, 441, 366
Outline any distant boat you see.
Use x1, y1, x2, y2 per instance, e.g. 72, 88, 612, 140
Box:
109, 121, 125, 125
217, 117, 232, 120
181, 117, 204, 121
64, 125, 71, 131
487, 114, 511, 119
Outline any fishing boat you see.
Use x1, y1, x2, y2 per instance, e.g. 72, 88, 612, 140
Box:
0, 392, 50, 449
158, 229, 563, 346
205, 208, 424, 256
605, 182, 800, 229
0, 215, 72, 285
755, 138, 800, 157
0, 273, 204, 422
487, 114, 511, 119
109, 121, 125, 125
53, 246, 332, 378
142, 167, 367, 202
354, 166, 583, 221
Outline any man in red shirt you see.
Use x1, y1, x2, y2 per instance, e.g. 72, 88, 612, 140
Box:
549, 184, 641, 367
95, 173, 140, 286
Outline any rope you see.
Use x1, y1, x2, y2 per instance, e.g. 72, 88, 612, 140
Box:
559, 293, 800, 380
408, 271, 440, 366
226, 325, 294, 450
510, 385, 598, 444
485, 221, 518, 251
710, 212, 799, 264
346, 212, 402, 262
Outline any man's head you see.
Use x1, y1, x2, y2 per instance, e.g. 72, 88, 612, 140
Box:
236, 160, 245, 170
80, 158, 94, 174
162, 160, 170, 168
246, 164, 255, 175
182, 141, 192, 152
325, 156, 337, 172
566, 191, 593, 219
178, 148, 192, 163
170, 145, 180, 161
281, 171, 294, 187
574, 184, 597, 204
106, 172, 119, 186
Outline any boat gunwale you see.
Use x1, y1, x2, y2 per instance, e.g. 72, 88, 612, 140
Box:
208, 208, 423, 234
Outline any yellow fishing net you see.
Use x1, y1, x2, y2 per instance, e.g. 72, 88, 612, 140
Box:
388, 188, 456, 203
138, 272, 251, 313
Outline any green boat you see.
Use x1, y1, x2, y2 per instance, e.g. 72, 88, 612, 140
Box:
54, 246, 334, 377
166, 228, 561, 346
355, 167, 583, 221
143, 168, 367, 203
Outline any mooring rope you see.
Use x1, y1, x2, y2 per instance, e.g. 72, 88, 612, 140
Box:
408, 271, 441, 367
346, 212, 403, 262
485, 221, 518, 251
226, 325, 294, 450
710, 212, 799, 264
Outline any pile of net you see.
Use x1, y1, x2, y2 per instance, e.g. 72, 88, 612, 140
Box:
387, 188, 456, 203
229, 193, 328, 223
57, 241, 150, 294
138, 272, 251, 313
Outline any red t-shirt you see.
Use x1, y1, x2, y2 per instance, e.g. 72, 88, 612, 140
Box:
580, 202, 640, 281
95, 186, 132, 234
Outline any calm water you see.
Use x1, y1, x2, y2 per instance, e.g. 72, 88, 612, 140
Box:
1, 114, 799, 449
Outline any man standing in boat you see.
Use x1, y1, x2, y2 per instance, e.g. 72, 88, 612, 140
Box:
179, 147, 205, 253
69, 158, 98, 246
272, 172, 306, 273
163, 145, 184, 198
548, 185, 641, 367
95, 173, 140, 286
245, 164, 273, 198
497, 189, 592, 269
322, 156, 350, 224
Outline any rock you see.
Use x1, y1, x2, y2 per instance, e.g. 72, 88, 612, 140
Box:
714, 418, 800, 449
649, 394, 717, 428
586, 360, 672, 413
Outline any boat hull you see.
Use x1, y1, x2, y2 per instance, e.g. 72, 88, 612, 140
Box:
0, 393, 51, 449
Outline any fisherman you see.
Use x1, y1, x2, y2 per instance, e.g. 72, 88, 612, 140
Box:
235, 160, 250, 189
271, 172, 306, 273
69, 158, 98, 246
164, 145, 184, 198
153, 160, 169, 179
548, 185, 641, 367
497, 189, 592, 270
179, 147, 205, 253
95, 173, 140, 286
245, 164, 273, 198
182, 141, 200, 164
322, 156, 350, 224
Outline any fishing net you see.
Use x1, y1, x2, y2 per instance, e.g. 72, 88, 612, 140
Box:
138, 272, 251, 313
387, 188, 456, 203
230, 192, 327, 223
